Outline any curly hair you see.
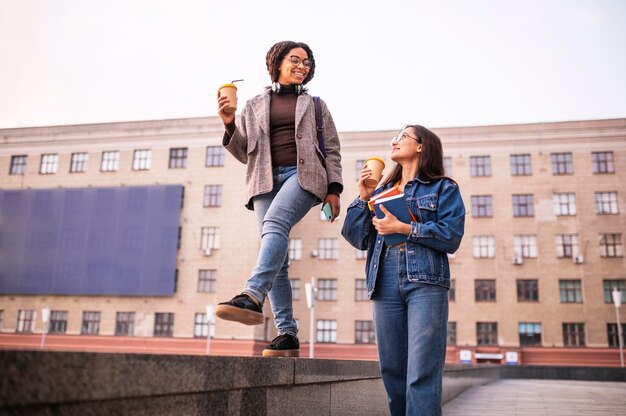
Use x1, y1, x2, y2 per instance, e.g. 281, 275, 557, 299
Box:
265, 40, 315, 85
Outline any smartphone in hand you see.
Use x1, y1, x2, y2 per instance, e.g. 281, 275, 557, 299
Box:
322, 202, 333, 221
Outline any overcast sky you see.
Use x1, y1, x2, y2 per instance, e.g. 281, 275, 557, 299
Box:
1, 0, 625, 132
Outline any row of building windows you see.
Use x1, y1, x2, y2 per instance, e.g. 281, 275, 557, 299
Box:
6, 308, 623, 348
355, 151, 615, 181
197, 233, 624, 261
446, 321, 626, 348
471, 234, 623, 259
10, 149, 616, 177
471, 191, 620, 217
448, 278, 625, 304
198, 270, 626, 307
4, 309, 372, 344
7, 146, 226, 175
465, 152, 615, 176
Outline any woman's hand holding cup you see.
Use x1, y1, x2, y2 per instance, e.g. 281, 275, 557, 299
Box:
358, 165, 377, 201
217, 91, 236, 125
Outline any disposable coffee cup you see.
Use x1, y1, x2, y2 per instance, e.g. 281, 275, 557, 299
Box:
364, 156, 385, 187
218, 83, 238, 114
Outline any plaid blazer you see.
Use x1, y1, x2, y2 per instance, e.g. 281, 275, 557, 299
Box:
223, 89, 343, 210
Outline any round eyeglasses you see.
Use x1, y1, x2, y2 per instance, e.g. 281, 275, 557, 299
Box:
285, 55, 313, 69
390, 132, 420, 146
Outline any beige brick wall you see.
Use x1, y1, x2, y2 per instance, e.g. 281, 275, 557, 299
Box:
1, 117, 625, 349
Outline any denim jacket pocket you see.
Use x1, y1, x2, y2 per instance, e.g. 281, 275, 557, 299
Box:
406, 244, 446, 281
407, 193, 439, 223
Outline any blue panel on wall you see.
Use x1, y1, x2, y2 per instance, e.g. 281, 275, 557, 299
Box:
0, 185, 183, 296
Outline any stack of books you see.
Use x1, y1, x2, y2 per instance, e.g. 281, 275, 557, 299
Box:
368, 187, 413, 245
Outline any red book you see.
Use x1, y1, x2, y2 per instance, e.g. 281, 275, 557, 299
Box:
367, 186, 402, 211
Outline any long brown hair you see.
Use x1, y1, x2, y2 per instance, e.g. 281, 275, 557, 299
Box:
265, 41, 316, 85
380, 125, 455, 187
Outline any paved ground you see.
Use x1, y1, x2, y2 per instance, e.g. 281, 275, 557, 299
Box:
443, 379, 626, 416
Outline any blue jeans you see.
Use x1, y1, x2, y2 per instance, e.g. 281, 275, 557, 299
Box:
372, 244, 449, 416
246, 166, 317, 337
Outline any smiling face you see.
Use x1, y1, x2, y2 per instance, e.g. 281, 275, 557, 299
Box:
277, 47, 310, 85
390, 126, 422, 163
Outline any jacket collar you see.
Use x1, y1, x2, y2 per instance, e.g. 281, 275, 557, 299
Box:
250, 88, 311, 137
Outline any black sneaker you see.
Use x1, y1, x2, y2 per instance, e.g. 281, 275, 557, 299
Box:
215, 294, 264, 325
262, 334, 300, 358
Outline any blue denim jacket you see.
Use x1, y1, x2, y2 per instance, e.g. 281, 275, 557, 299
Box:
341, 177, 465, 298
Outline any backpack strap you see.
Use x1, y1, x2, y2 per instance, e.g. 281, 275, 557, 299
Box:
313, 96, 327, 158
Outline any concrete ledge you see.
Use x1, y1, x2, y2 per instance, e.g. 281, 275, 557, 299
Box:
500, 364, 626, 382
442, 364, 501, 403
0, 350, 388, 416
2, 351, 623, 415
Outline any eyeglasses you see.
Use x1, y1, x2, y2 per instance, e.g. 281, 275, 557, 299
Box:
390, 132, 420, 146
285, 55, 313, 69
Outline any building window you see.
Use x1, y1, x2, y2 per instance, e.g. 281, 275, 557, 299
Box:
355, 249, 367, 260
206, 146, 225, 167
9, 155, 27, 175
197, 269, 217, 293
519, 322, 542, 346
603, 280, 625, 304
513, 235, 537, 258
551, 152, 573, 175
553, 193, 576, 216
517, 279, 539, 302
444, 156, 453, 177
154, 313, 174, 337
608, 324, 626, 347
101, 151, 119, 172
49, 310, 68, 334
563, 323, 585, 346
132, 149, 151, 171
200, 227, 220, 251
510, 154, 532, 176
600, 233, 623, 257
472, 236, 495, 258
289, 238, 302, 260
595, 191, 619, 215
17, 309, 35, 333
317, 278, 337, 301
476, 322, 498, 346
70, 152, 88, 173
115, 312, 135, 336
81, 311, 101, 335
290, 278, 301, 300
559, 280, 582, 303
318, 238, 339, 260
447, 322, 457, 346
355, 159, 365, 180
449, 279, 456, 302
169, 148, 187, 169
470, 155, 491, 177
592, 151, 614, 174
355, 320, 376, 344
316, 319, 337, 343
355, 279, 368, 301
475, 279, 496, 302
203, 185, 223, 207
555, 234, 579, 258
471, 195, 493, 217
193, 313, 209, 338
39, 154, 58, 174
512, 194, 534, 217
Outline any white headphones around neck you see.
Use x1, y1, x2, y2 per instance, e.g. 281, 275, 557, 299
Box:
271, 82, 304, 95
